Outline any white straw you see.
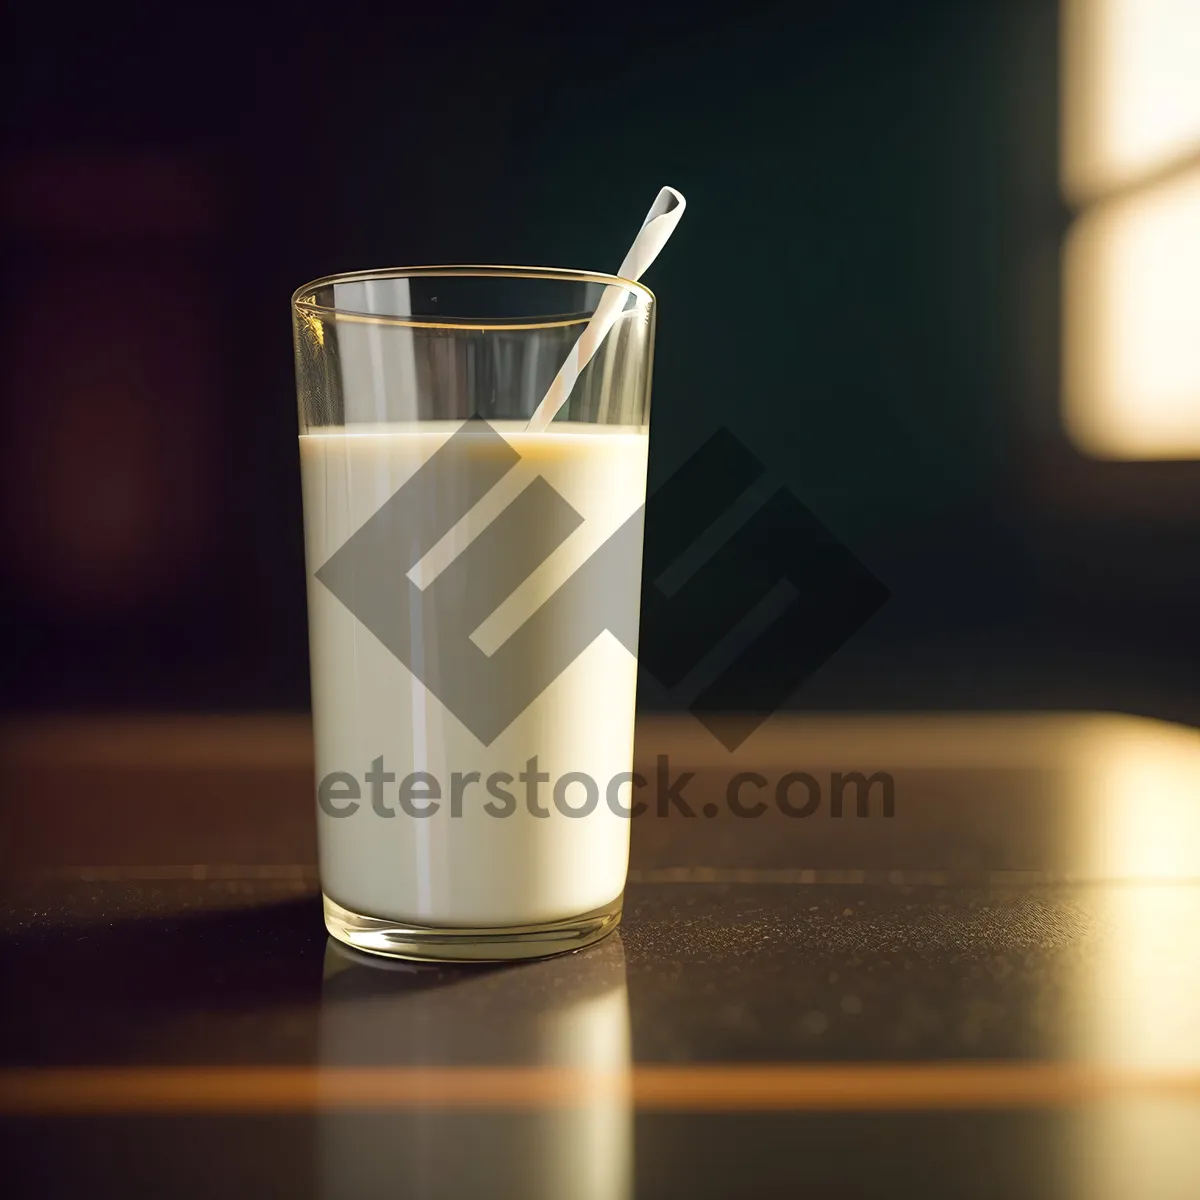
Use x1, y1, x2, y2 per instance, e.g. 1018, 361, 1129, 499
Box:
525, 186, 686, 431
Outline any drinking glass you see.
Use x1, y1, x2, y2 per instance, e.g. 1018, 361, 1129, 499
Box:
292, 267, 655, 960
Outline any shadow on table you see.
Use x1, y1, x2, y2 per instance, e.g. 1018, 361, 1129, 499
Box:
0, 887, 509, 1066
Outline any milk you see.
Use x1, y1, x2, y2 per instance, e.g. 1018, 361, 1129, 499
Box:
299, 422, 648, 927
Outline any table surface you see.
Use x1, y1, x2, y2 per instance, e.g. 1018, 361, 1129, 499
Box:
2, 711, 1200, 1199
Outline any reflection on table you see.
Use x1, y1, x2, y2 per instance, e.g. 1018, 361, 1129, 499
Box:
318, 935, 631, 1200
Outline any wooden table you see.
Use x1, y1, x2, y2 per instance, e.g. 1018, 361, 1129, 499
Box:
2, 712, 1200, 1198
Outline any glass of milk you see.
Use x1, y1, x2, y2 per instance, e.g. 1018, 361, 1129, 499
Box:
292, 268, 655, 960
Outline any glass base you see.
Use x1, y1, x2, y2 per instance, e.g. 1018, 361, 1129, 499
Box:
322, 892, 623, 963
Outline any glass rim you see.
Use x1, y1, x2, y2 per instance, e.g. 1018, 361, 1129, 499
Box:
291, 264, 655, 331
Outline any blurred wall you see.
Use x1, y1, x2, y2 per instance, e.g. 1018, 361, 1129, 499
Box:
3, 0, 1198, 721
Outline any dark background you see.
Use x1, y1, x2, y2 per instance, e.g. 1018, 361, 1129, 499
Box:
3, 0, 1197, 723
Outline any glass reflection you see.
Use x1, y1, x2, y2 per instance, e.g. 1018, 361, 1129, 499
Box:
318, 936, 631, 1200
